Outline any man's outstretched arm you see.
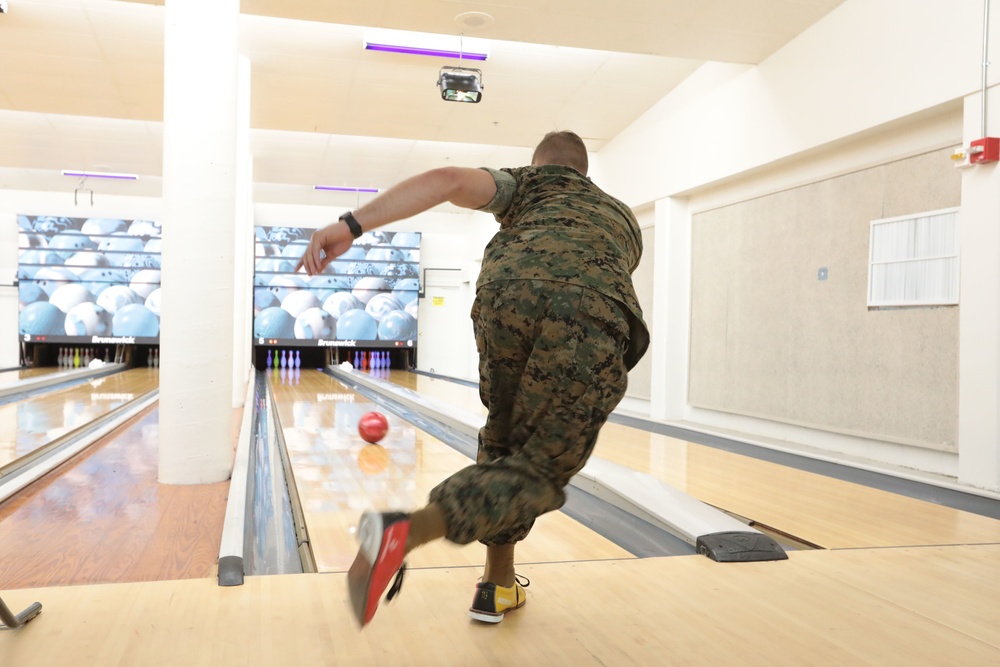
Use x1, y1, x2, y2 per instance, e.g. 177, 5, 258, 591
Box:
296, 166, 497, 275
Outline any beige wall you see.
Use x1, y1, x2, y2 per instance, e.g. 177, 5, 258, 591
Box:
688, 148, 961, 451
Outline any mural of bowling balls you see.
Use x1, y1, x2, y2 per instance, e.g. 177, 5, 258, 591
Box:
380, 262, 419, 282
337, 309, 378, 340
365, 247, 406, 263
82, 218, 128, 236
255, 306, 296, 339
19, 302, 65, 336
16, 249, 63, 280
49, 230, 97, 259
79, 268, 130, 298
365, 293, 404, 322
18, 282, 48, 309
49, 283, 95, 314
352, 277, 391, 305
97, 285, 144, 314
145, 288, 162, 316
33, 267, 79, 297
254, 288, 280, 314
65, 250, 111, 272
281, 290, 321, 318
17, 214, 162, 342
113, 303, 159, 337
294, 307, 336, 339
322, 291, 363, 319
378, 311, 417, 341
100, 234, 147, 267
253, 227, 422, 343
128, 220, 161, 237
268, 227, 305, 244
392, 278, 420, 306
29, 216, 74, 234
65, 302, 113, 336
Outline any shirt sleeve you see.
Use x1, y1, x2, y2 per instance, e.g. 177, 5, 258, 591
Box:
475, 167, 516, 216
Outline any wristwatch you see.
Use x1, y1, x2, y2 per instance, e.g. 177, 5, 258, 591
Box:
340, 211, 363, 239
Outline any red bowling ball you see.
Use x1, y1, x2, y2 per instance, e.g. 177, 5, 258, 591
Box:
358, 411, 389, 444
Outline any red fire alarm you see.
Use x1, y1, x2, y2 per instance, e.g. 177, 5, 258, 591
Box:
970, 137, 1000, 164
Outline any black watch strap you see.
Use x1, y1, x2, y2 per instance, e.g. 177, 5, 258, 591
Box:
340, 211, 363, 239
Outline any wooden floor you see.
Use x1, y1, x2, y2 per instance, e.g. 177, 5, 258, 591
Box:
0, 368, 230, 589
1, 365, 999, 665
1, 545, 997, 665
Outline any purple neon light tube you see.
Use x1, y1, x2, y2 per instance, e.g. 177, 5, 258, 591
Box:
61, 170, 137, 180
365, 43, 488, 61
314, 185, 381, 193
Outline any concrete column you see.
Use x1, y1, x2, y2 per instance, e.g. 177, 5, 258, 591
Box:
957, 82, 1000, 493
650, 196, 691, 422
158, 0, 240, 484
233, 56, 253, 407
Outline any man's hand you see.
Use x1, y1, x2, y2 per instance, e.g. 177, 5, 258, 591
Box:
295, 221, 354, 276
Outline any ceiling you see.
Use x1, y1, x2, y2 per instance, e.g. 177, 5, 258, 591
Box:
0, 0, 846, 206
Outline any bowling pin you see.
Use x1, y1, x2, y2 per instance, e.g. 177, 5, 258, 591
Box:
294, 350, 301, 369
266, 349, 272, 368
280, 350, 287, 368
148, 349, 154, 367
74, 348, 80, 368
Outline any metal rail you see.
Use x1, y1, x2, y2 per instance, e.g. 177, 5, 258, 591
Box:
0, 596, 41, 629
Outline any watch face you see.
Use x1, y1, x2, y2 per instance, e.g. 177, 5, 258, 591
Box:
341, 212, 363, 238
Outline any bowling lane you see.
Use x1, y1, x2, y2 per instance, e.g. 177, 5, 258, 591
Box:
0, 365, 58, 389
268, 368, 634, 574
388, 370, 487, 419
0, 399, 228, 589
384, 371, 1000, 550
0, 367, 159, 470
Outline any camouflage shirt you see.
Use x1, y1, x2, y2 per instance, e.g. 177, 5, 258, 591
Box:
476, 165, 650, 369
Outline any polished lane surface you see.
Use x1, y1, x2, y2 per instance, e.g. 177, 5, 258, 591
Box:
0, 368, 159, 471
266, 367, 633, 574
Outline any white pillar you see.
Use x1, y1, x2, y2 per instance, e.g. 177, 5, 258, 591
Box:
233, 56, 253, 407
159, 0, 240, 484
651, 196, 691, 422
958, 84, 1000, 492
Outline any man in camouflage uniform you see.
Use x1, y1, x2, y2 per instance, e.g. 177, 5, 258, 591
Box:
297, 131, 649, 628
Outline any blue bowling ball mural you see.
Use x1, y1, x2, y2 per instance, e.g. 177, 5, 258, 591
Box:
16, 214, 162, 344
253, 226, 421, 348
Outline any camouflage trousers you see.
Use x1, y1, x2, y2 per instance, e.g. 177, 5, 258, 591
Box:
428, 279, 630, 546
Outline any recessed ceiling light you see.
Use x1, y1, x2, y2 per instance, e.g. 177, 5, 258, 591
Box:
454, 12, 494, 30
